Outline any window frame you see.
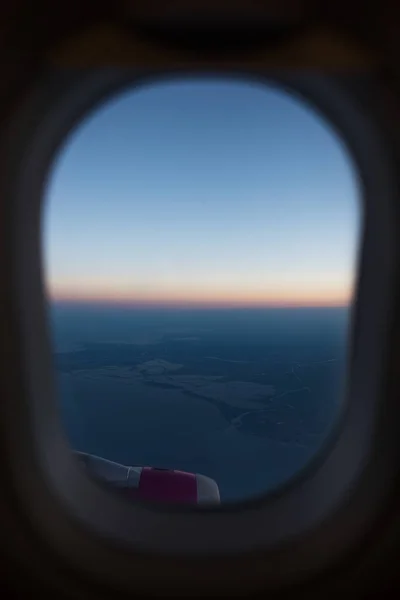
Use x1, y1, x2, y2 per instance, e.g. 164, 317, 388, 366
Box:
1, 69, 399, 595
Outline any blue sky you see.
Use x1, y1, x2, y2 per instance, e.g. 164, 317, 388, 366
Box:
43, 77, 360, 307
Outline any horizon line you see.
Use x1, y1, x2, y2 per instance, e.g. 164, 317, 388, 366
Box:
48, 297, 350, 310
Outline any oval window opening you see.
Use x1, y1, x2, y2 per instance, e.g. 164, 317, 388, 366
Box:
43, 77, 360, 506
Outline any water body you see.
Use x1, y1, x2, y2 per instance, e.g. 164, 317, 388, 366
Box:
49, 304, 351, 502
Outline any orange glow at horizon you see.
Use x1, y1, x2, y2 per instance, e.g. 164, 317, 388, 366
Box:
47, 278, 353, 308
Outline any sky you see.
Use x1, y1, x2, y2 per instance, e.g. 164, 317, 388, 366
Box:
43, 77, 360, 308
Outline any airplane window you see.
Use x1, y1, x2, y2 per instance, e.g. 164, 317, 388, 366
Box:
42, 77, 360, 506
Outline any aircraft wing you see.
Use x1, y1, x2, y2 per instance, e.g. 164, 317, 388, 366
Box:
74, 451, 220, 505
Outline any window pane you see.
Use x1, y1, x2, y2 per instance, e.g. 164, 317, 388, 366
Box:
43, 78, 360, 505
